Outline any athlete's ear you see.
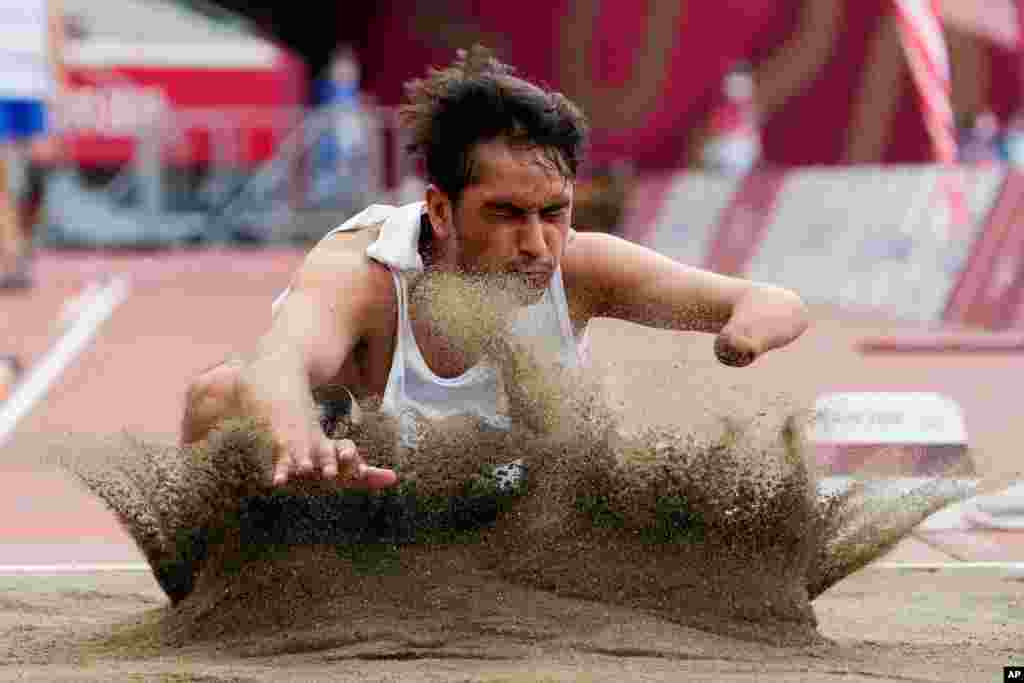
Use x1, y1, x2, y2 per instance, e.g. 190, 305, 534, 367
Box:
425, 185, 454, 241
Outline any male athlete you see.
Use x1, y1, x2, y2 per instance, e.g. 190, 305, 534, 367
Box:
180, 47, 809, 490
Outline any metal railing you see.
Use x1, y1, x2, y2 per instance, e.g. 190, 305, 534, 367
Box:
45, 79, 412, 247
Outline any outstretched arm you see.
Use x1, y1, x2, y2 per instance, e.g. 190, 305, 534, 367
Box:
182, 239, 398, 489
562, 231, 808, 366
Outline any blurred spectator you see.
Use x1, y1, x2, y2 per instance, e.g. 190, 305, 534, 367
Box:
957, 111, 1001, 165
307, 44, 372, 214
1002, 110, 1024, 168
573, 162, 634, 235
701, 64, 761, 175
0, 0, 64, 290
62, 9, 86, 40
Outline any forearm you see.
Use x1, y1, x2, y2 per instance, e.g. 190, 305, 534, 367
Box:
600, 269, 744, 334
180, 344, 313, 447
609, 273, 806, 363
238, 280, 352, 421
565, 232, 807, 368
610, 258, 806, 345
237, 340, 320, 427
572, 232, 748, 332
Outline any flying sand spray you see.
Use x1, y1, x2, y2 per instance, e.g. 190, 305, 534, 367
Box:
55, 270, 975, 648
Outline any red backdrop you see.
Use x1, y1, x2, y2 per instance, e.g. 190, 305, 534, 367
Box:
349, 0, 1023, 170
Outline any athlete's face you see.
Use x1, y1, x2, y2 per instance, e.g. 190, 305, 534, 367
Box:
426, 139, 573, 299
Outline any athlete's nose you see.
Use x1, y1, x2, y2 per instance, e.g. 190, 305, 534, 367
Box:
519, 213, 549, 259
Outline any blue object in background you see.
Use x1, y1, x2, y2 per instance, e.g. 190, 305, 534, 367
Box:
307, 47, 371, 210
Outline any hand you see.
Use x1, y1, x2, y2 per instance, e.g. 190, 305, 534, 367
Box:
228, 346, 398, 490
271, 430, 397, 489
231, 358, 398, 490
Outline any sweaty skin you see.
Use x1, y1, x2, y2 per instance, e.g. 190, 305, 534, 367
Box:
181, 138, 808, 488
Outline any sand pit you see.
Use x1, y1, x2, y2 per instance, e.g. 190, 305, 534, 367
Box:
53, 273, 971, 642
1, 564, 1020, 681
24, 271, 1003, 681
52, 407, 967, 655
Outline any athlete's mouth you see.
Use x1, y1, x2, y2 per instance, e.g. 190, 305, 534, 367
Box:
517, 270, 552, 288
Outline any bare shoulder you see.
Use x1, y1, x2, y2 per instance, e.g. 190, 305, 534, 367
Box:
561, 229, 616, 325
562, 229, 690, 321
290, 224, 396, 321
310, 223, 382, 260
561, 228, 650, 275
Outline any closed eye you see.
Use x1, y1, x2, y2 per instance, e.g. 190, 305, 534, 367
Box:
488, 203, 527, 219
484, 200, 570, 221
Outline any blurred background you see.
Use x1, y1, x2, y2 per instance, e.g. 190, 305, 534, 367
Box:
12, 0, 1024, 324
3, 0, 1024, 569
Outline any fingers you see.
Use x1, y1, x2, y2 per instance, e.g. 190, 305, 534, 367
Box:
332, 439, 398, 490
272, 433, 307, 486
343, 464, 398, 490
271, 435, 398, 489
333, 439, 362, 480
272, 458, 290, 486
270, 433, 331, 486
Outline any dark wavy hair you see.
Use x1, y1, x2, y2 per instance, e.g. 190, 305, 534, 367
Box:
400, 45, 589, 205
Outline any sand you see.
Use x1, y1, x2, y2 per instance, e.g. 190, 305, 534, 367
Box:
0, 567, 1020, 682
4, 272, 1019, 681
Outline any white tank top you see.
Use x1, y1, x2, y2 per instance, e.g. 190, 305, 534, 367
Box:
0, 0, 54, 100
272, 202, 590, 447
380, 265, 588, 447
